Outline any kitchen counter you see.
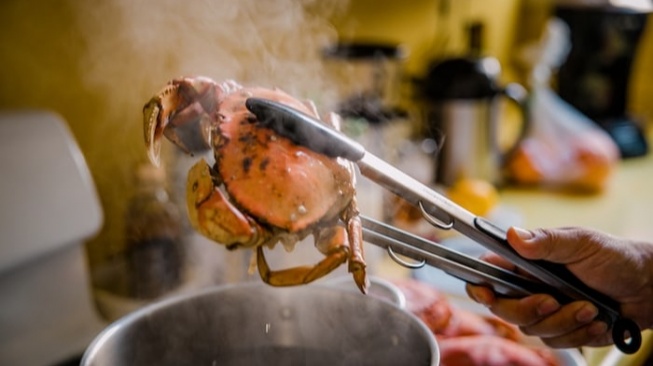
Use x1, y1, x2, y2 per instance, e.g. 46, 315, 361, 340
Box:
500, 153, 653, 240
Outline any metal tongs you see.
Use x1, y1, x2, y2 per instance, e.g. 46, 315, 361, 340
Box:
245, 97, 641, 354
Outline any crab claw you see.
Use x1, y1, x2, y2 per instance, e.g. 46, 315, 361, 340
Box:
143, 96, 165, 166
143, 77, 220, 166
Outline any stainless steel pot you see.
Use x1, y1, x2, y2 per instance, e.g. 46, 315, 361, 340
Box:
82, 283, 439, 366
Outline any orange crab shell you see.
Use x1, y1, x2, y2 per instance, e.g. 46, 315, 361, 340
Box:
213, 86, 356, 233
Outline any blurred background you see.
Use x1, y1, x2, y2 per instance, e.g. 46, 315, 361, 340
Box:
1, 0, 652, 365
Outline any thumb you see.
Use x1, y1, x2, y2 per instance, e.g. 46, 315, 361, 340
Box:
506, 227, 592, 264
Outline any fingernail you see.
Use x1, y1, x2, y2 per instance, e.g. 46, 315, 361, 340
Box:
537, 298, 560, 316
513, 227, 534, 241
588, 321, 608, 336
576, 304, 599, 323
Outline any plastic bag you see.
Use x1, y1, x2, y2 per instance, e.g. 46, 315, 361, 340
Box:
505, 19, 619, 193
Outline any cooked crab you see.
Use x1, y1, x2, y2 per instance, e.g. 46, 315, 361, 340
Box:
143, 77, 368, 293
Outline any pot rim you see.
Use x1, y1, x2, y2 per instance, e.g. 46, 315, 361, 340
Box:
82, 282, 440, 366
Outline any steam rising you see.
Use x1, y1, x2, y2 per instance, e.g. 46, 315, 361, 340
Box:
73, 0, 349, 262
76, 0, 348, 112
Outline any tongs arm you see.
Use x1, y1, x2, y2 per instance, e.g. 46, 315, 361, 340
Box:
359, 215, 571, 300
245, 97, 642, 354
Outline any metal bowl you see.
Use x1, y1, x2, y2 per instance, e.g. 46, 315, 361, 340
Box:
82, 283, 439, 366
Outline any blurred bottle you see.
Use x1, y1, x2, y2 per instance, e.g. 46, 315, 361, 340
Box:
92, 164, 190, 321
415, 21, 529, 187
322, 42, 413, 275
123, 164, 186, 299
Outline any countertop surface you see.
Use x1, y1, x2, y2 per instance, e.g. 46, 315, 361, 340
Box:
500, 152, 653, 241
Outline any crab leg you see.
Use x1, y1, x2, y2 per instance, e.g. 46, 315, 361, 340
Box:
341, 197, 368, 293
256, 226, 351, 288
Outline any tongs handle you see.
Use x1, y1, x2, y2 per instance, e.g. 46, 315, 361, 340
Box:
245, 97, 642, 354
359, 215, 570, 299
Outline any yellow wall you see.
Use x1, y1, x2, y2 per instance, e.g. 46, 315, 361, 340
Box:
631, 13, 653, 125
330, 0, 523, 78
0, 0, 124, 264
0, 1, 147, 269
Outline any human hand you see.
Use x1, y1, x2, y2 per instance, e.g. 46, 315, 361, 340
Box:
466, 227, 653, 349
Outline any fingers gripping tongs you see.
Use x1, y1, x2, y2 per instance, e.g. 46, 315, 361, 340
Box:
245, 98, 641, 354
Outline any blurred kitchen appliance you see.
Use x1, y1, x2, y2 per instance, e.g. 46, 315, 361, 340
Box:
121, 164, 185, 299
323, 41, 407, 126
0, 111, 105, 366
323, 41, 413, 232
415, 23, 530, 186
555, 1, 651, 158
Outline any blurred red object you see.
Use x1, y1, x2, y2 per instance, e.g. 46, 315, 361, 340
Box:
438, 335, 560, 366
393, 278, 562, 366
392, 278, 452, 334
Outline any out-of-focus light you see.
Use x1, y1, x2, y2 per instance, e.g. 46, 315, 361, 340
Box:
557, 0, 652, 12
611, 0, 653, 11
